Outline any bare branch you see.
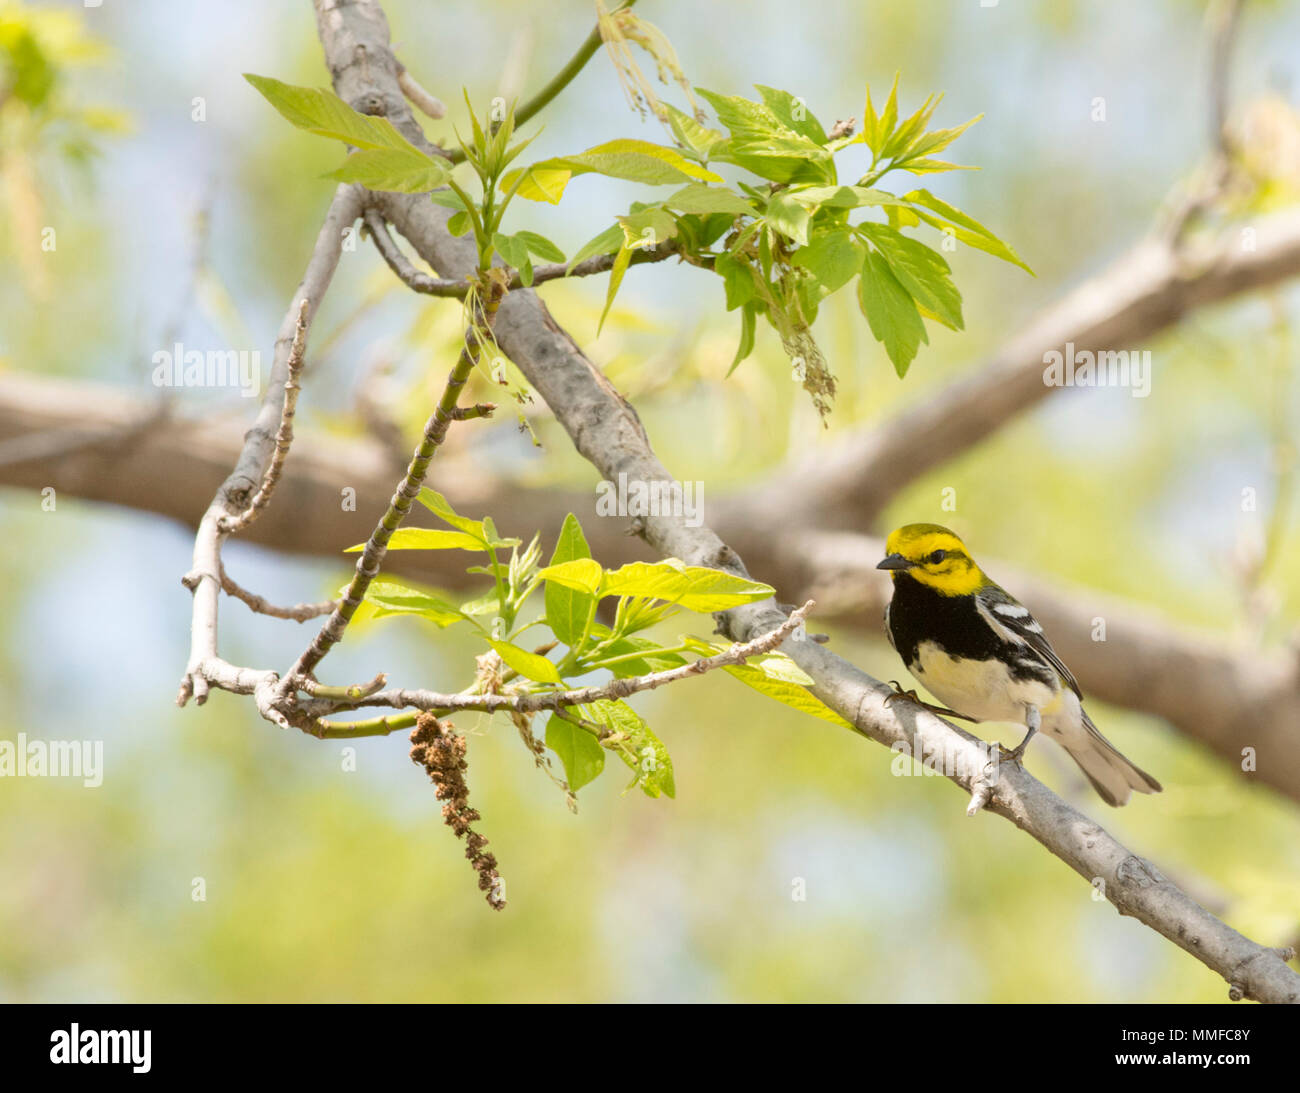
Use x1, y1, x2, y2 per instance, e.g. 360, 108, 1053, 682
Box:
220, 564, 338, 623
177, 184, 364, 707
395, 63, 445, 120
218, 299, 309, 535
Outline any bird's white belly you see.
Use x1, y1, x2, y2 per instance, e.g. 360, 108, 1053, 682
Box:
910, 641, 1064, 725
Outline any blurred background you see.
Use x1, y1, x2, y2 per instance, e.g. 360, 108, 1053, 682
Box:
1, 0, 1298, 1002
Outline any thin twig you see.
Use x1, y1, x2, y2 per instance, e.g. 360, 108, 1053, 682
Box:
1165, 0, 1246, 241
220, 564, 338, 622
443, 0, 639, 165
219, 299, 310, 534
276, 272, 508, 697
396, 63, 446, 119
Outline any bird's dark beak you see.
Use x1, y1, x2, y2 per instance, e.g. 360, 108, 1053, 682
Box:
876, 553, 915, 571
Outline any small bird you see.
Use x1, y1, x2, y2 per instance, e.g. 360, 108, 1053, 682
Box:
877, 523, 1161, 807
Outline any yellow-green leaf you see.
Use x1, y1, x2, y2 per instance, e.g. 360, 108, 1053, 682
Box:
346, 528, 483, 552
545, 714, 605, 791
488, 639, 563, 684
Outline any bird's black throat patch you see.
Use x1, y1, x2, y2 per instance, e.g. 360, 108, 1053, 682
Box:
886, 573, 1054, 686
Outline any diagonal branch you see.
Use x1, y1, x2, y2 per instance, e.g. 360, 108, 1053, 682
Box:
276, 273, 506, 694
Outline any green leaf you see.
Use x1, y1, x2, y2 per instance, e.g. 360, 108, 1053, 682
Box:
459, 589, 502, 618
881, 92, 941, 161
429, 190, 469, 212
505, 165, 571, 204
492, 231, 531, 275
599, 243, 634, 334
719, 136, 834, 185
545, 714, 605, 791
665, 104, 726, 162
899, 114, 982, 162
857, 249, 927, 377
478, 516, 520, 550
417, 488, 487, 538
326, 146, 448, 193
587, 699, 675, 799
246, 74, 418, 150
446, 210, 472, 236
682, 637, 853, 728
567, 222, 625, 270
885, 204, 922, 230
879, 73, 900, 148
699, 88, 833, 184
792, 231, 865, 295
764, 191, 812, 245
697, 88, 787, 143
714, 252, 757, 311
755, 85, 828, 145
600, 561, 774, 611
363, 579, 466, 627
346, 528, 484, 552
589, 634, 689, 677
545, 514, 593, 647
904, 188, 1033, 273
860, 223, 963, 330
724, 663, 854, 726
618, 205, 678, 250
537, 558, 604, 596
726, 300, 758, 376
897, 157, 975, 175
863, 83, 882, 158
503, 139, 722, 203
689, 212, 737, 248
664, 183, 752, 216
515, 229, 566, 263
488, 639, 563, 684
245, 74, 448, 193
788, 185, 906, 209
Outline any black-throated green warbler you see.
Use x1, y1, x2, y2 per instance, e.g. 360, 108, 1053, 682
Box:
877, 523, 1161, 807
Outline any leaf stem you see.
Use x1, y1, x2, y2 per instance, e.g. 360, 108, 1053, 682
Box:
443, 0, 640, 166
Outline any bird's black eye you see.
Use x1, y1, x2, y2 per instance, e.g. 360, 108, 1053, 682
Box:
927, 549, 947, 564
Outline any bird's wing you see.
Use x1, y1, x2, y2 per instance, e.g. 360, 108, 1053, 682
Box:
975, 583, 1082, 698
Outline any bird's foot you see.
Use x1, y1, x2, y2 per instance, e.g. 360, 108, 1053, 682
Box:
997, 741, 1028, 766
884, 681, 980, 722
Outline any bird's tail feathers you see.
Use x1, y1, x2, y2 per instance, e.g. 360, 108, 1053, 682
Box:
1063, 712, 1162, 807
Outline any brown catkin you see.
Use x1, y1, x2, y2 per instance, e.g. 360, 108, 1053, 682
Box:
410, 713, 505, 910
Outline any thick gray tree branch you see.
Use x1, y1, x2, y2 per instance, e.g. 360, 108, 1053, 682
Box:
311, 0, 1300, 1000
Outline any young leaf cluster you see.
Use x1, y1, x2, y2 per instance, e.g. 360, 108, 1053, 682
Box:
348, 495, 845, 797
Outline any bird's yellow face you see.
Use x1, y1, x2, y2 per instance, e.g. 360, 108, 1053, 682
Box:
877, 523, 988, 596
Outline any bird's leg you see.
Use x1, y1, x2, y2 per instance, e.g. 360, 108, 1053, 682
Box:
999, 705, 1041, 764
884, 681, 982, 723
